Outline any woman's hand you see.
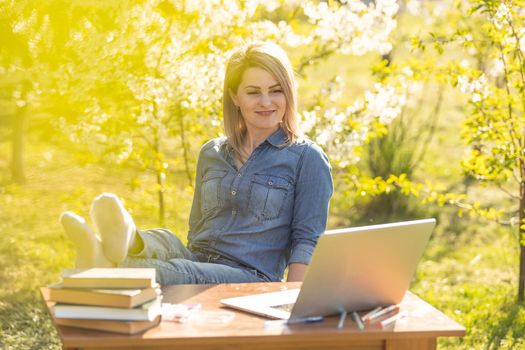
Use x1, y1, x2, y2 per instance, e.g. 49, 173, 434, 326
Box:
286, 263, 308, 282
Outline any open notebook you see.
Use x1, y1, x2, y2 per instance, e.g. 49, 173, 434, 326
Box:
221, 218, 436, 320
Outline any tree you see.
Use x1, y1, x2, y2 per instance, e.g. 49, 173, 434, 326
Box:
0, 0, 115, 183
55, 0, 401, 225
454, 0, 525, 301
0, 1, 34, 183
393, 0, 525, 301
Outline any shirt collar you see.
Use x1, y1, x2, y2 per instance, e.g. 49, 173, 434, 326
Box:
222, 128, 287, 151
266, 128, 287, 147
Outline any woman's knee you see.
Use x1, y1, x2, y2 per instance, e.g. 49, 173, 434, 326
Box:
120, 257, 197, 285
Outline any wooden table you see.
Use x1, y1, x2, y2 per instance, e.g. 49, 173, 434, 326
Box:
42, 282, 465, 350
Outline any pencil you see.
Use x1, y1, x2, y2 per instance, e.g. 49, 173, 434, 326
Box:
362, 306, 382, 322
351, 311, 365, 331
337, 310, 347, 329
379, 310, 408, 328
365, 305, 400, 323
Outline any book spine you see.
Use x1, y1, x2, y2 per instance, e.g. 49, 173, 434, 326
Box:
53, 308, 161, 322
61, 279, 154, 289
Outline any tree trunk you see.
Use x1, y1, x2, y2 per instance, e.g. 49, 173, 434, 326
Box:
178, 108, 193, 187
11, 106, 27, 184
156, 170, 165, 227
153, 120, 165, 227
519, 179, 525, 302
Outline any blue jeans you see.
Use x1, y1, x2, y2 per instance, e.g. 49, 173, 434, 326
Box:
119, 229, 268, 285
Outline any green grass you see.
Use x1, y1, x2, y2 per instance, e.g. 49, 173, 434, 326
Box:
2, 13, 525, 348
412, 213, 523, 349
1, 133, 525, 349
0, 137, 193, 349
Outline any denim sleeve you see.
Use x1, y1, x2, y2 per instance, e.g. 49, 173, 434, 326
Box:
188, 144, 206, 235
289, 142, 334, 265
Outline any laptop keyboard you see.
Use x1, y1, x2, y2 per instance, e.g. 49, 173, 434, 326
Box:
270, 303, 295, 312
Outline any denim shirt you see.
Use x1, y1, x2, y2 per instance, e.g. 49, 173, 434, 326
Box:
187, 128, 333, 281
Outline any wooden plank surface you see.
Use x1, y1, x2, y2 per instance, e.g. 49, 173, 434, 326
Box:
41, 282, 465, 349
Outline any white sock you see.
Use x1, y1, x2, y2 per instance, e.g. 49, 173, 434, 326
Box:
59, 211, 114, 268
90, 193, 136, 264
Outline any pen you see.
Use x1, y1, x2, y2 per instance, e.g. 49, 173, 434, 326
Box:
351, 311, 365, 331
365, 305, 400, 323
287, 316, 324, 325
264, 316, 324, 328
362, 306, 382, 322
379, 310, 408, 328
337, 310, 347, 329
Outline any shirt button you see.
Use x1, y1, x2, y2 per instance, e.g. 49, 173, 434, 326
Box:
268, 181, 273, 185
231, 190, 237, 196
237, 173, 242, 177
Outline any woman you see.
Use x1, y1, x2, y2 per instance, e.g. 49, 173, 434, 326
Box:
61, 42, 333, 285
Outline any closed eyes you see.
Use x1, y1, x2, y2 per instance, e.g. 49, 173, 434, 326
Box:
246, 90, 283, 95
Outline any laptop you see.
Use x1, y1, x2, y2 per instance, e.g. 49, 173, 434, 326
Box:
220, 218, 436, 320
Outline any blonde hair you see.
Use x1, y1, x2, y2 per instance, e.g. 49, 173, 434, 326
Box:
223, 42, 299, 158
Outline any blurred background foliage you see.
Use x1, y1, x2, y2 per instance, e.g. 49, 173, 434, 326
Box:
1, 0, 525, 348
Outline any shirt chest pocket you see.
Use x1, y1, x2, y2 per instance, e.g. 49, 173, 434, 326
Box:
201, 169, 228, 215
248, 174, 291, 221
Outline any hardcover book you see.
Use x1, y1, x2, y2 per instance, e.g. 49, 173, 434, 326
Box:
54, 315, 161, 334
53, 296, 162, 321
61, 268, 156, 289
48, 283, 161, 308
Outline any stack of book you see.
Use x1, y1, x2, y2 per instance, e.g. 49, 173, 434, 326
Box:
48, 268, 162, 334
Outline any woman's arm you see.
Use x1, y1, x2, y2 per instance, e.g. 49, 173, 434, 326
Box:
287, 263, 308, 282
188, 142, 211, 236
288, 143, 333, 273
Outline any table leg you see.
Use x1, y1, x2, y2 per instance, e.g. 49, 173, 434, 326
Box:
385, 337, 436, 350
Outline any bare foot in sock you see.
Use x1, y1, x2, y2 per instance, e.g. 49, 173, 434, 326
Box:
60, 211, 114, 268
90, 193, 136, 264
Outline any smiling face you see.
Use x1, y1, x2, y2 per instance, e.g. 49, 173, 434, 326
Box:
231, 66, 286, 139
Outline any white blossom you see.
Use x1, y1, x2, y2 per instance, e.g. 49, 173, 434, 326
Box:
365, 83, 406, 124
493, 3, 511, 29
62, 0, 403, 168
298, 110, 317, 135
457, 74, 491, 103
302, 0, 398, 56
406, 0, 422, 16
256, 0, 281, 12
487, 58, 505, 77
301, 79, 404, 166
277, 21, 311, 47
